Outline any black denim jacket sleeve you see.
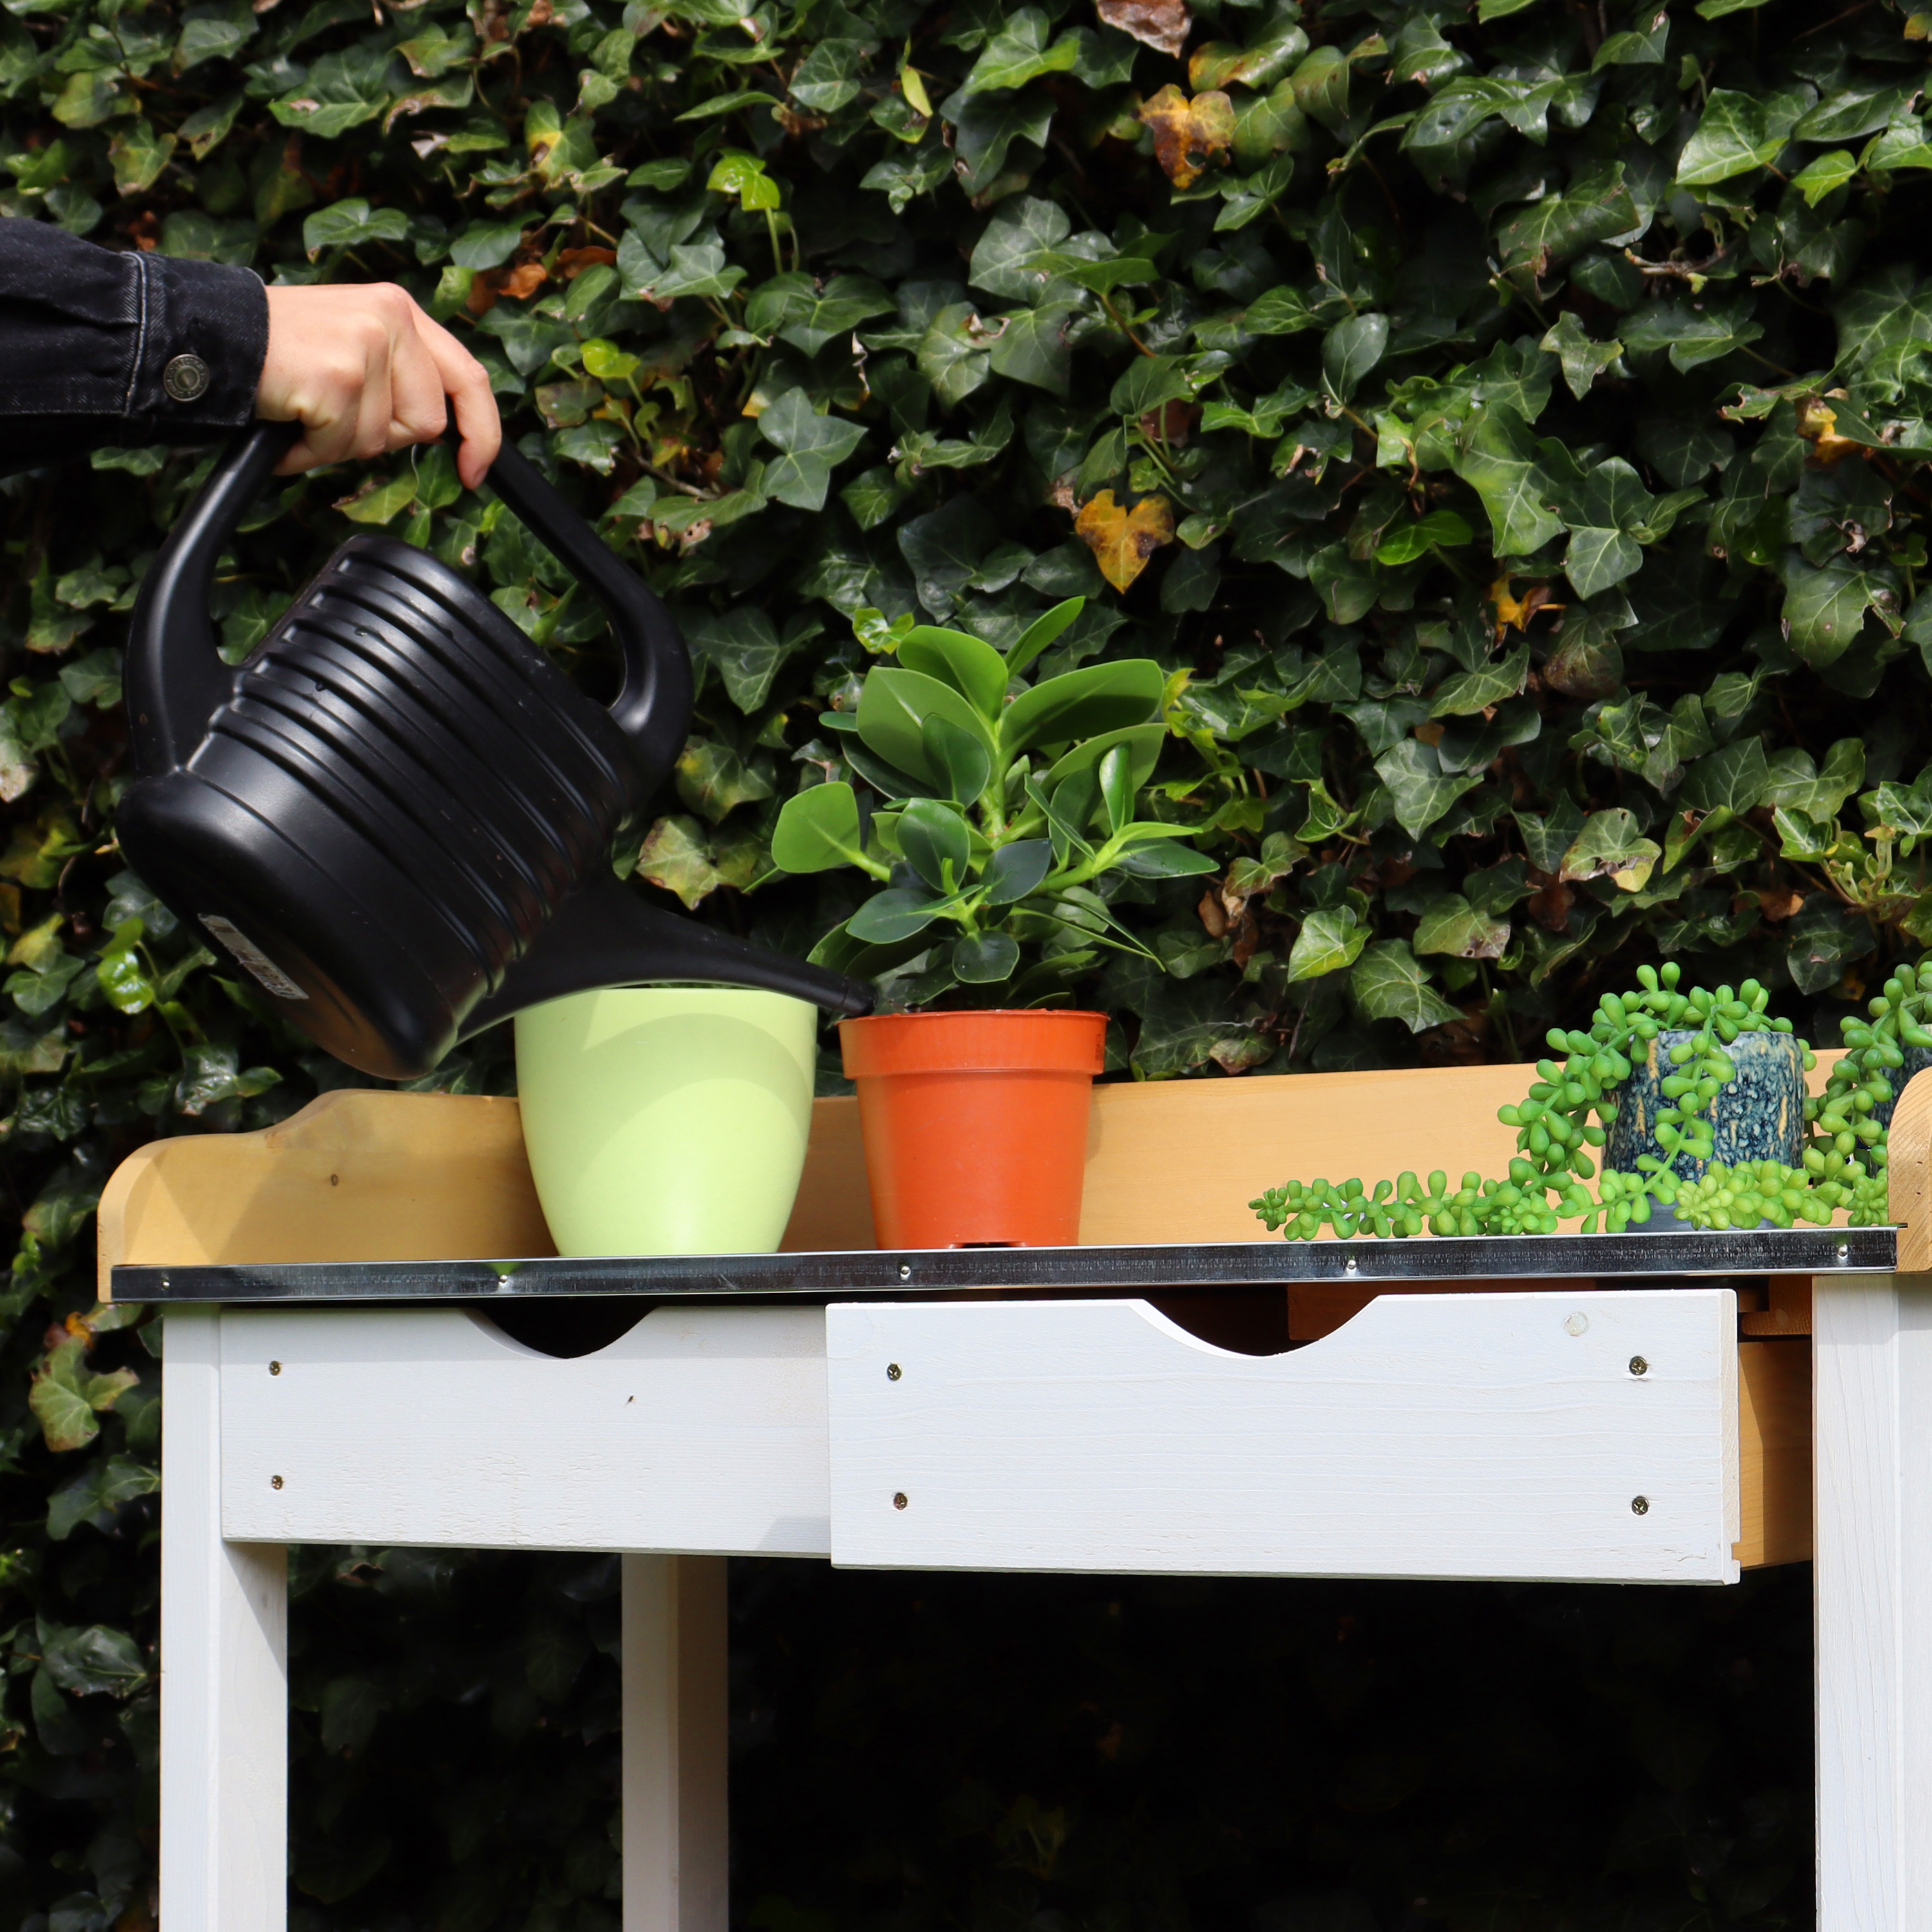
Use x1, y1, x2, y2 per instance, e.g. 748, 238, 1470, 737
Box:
0, 216, 269, 478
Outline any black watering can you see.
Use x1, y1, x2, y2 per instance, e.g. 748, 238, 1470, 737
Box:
118, 420, 871, 1081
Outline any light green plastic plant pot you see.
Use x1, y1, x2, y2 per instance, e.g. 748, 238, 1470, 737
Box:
514, 987, 818, 1257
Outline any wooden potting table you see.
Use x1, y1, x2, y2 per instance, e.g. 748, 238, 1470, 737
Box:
99, 1060, 1932, 1932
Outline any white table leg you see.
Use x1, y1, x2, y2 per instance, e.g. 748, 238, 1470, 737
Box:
160, 1306, 288, 1931
621, 1554, 727, 1932
1815, 1273, 1932, 1929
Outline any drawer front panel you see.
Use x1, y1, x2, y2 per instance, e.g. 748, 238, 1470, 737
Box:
220, 1305, 832, 1555
828, 1291, 1739, 1584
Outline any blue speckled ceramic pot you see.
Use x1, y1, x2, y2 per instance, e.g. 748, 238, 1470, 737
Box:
1605, 1027, 1806, 1193
1871, 1044, 1932, 1129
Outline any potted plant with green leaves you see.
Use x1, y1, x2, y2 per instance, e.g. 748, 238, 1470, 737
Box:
770, 596, 1215, 1249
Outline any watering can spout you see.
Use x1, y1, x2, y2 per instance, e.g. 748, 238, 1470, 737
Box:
459, 875, 875, 1040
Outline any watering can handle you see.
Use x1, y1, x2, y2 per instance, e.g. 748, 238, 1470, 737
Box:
126, 421, 692, 782
126, 419, 299, 774
478, 436, 692, 784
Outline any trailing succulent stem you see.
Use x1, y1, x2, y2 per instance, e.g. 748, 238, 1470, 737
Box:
1249, 963, 1911, 1239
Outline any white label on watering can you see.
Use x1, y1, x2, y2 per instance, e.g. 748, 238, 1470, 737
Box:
200, 915, 309, 1001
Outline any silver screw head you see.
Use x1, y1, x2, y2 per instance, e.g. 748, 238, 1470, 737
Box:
898, 1263, 912, 1280
1629, 1355, 1649, 1377
1343, 1256, 1359, 1275
1564, 1312, 1589, 1336
1837, 1244, 1850, 1263
1631, 1495, 1649, 1515
892, 1492, 908, 1510
886, 1363, 902, 1381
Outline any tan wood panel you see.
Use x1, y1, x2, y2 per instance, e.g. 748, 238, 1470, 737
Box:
96, 1090, 554, 1295
1891, 1066, 1932, 1271
1738, 1338, 1812, 1567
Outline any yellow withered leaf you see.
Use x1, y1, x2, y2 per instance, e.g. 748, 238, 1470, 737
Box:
1074, 489, 1176, 592
1796, 393, 1861, 466
1135, 84, 1235, 189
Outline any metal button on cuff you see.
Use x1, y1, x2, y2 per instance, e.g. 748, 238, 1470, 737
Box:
162, 354, 211, 402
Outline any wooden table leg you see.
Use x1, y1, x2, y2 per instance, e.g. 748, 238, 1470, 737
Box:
622, 1554, 727, 1932
161, 1307, 289, 1930
1814, 1273, 1932, 1929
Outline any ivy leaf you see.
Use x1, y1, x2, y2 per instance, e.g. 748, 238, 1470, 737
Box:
685, 608, 796, 712
1286, 906, 1367, 981
1781, 551, 1896, 667
757, 390, 867, 512
1072, 490, 1175, 592
916, 303, 996, 407
1675, 88, 1804, 186
1762, 739, 1864, 819
1454, 404, 1564, 557
1430, 641, 1530, 717
947, 88, 1054, 194
1497, 161, 1640, 277
270, 43, 395, 139
967, 195, 1074, 303
36, 1619, 149, 1698
1540, 311, 1622, 401
743, 271, 893, 355
1350, 940, 1460, 1032
1560, 808, 1663, 890
1374, 739, 1484, 837
1137, 84, 1235, 189
636, 816, 726, 909
1321, 313, 1388, 402
989, 303, 1079, 396
1620, 294, 1765, 373
1414, 892, 1510, 960
1678, 738, 1770, 816
29, 1336, 137, 1454
956, 9, 1081, 96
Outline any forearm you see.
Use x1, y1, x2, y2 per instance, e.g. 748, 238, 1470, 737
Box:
0, 217, 267, 475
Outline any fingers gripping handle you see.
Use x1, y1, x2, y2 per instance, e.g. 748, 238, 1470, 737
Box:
125, 421, 300, 777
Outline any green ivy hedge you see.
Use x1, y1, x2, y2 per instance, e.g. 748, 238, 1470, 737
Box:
3, 0, 1926, 1918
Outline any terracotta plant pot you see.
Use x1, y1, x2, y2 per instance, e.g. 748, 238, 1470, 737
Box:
839, 1010, 1108, 1247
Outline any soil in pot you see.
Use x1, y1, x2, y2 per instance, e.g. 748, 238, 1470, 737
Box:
516, 986, 817, 1256
840, 1009, 1108, 1248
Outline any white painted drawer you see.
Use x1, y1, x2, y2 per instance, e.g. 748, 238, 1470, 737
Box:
826, 1291, 1740, 1585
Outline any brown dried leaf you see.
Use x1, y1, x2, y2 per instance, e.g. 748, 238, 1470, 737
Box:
1074, 488, 1176, 592
555, 245, 617, 278
498, 260, 548, 300
1757, 886, 1806, 923
1098, 0, 1190, 57
1138, 400, 1200, 446
1528, 878, 1573, 933
1136, 84, 1234, 189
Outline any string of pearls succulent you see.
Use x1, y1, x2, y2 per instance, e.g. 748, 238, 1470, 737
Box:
1249, 963, 1880, 1240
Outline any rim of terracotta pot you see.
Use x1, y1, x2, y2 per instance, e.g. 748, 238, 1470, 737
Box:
840, 1009, 1108, 1078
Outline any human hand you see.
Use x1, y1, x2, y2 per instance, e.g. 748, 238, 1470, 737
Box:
257, 282, 501, 489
